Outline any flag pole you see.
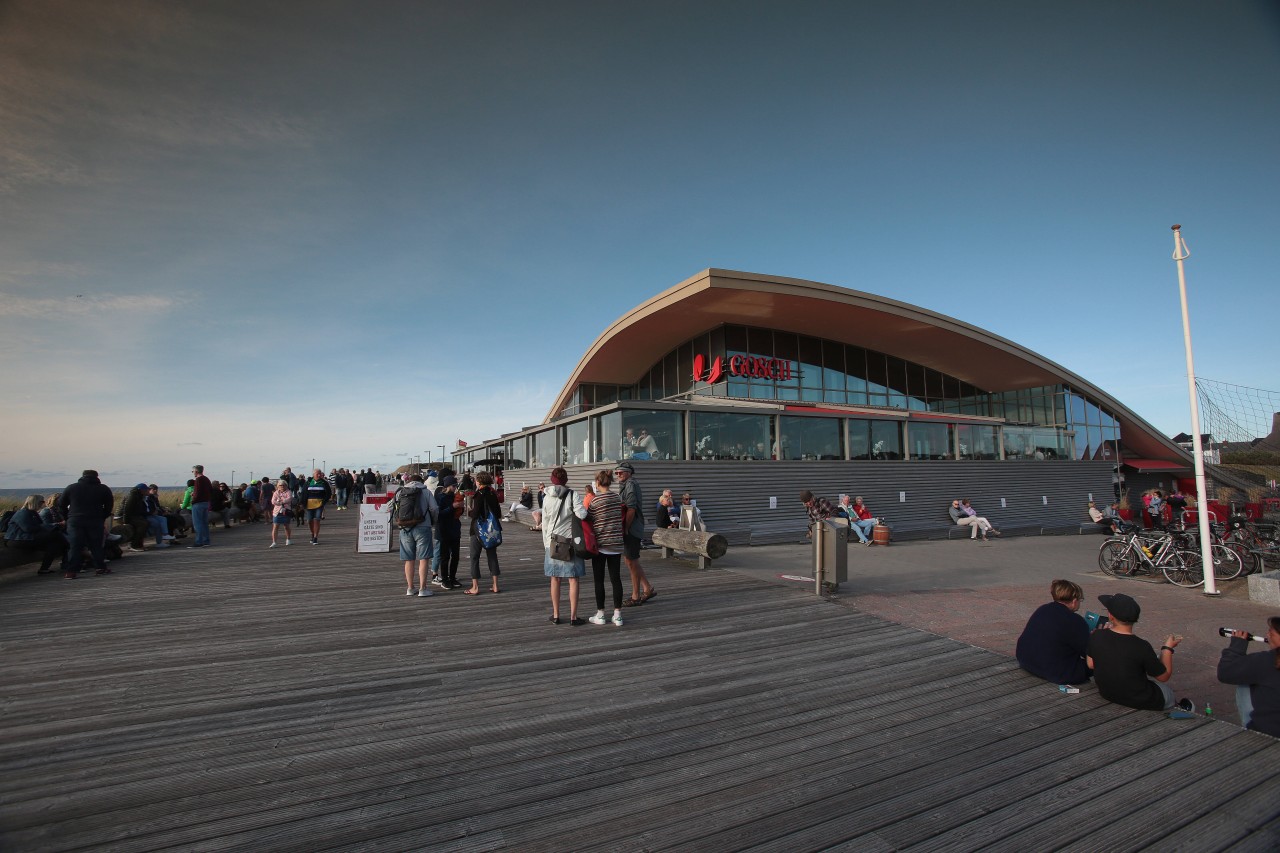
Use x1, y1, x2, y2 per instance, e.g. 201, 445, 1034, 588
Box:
1172, 224, 1218, 595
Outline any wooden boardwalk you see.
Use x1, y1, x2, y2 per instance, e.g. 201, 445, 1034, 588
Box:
1, 509, 1277, 852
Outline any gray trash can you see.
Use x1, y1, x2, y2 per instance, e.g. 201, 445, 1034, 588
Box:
812, 518, 848, 593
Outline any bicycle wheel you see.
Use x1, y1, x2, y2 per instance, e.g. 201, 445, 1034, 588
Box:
1225, 542, 1260, 576
1098, 539, 1132, 576
1162, 551, 1204, 588
1209, 544, 1244, 581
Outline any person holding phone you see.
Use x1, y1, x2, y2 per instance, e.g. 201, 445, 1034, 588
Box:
1015, 580, 1097, 685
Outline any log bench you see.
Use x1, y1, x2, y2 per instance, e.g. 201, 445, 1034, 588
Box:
651, 527, 729, 569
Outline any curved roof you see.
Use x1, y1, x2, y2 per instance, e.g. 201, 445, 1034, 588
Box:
547, 269, 1189, 464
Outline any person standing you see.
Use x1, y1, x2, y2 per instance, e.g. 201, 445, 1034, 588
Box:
269, 480, 294, 547
615, 462, 655, 607
394, 473, 438, 597
188, 465, 214, 548
541, 467, 588, 624
58, 469, 115, 578
465, 471, 502, 595
586, 470, 626, 627
303, 469, 332, 544
434, 474, 462, 589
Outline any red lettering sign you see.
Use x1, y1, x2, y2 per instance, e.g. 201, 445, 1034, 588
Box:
694, 353, 792, 383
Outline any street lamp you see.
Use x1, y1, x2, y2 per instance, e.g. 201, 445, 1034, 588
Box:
438, 444, 446, 469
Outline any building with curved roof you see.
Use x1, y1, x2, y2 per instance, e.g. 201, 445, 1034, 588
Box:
455, 269, 1191, 541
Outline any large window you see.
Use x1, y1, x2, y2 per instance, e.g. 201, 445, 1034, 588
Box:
1003, 426, 1070, 460
531, 430, 556, 468
690, 412, 773, 460
908, 422, 953, 460
849, 419, 903, 460
957, 425, 999, 460
560, 419, 589, 465
505, 437, 527, 470
778, 416, 843, 460
621, 409, 683, 460
595, 411, 621, 463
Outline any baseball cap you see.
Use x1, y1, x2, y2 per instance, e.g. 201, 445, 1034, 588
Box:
1098, 592, 1140, 623
135, 482, 148, 490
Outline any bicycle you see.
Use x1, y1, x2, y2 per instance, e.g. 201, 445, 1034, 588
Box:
1097, 530, 1205, 587
1175, 522, 1250, 581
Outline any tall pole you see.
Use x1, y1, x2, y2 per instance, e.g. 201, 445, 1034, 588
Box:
1172, 224, 1218, 596
439, 444, 446, 469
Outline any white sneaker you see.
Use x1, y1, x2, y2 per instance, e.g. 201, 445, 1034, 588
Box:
269, 542, 277, 548
406, 587, 415, 596
285, 539, 291, 546
418, 588, 434, 597
612, 612, 624, 627
162, 535, 176, 541
588, 613, 607, 625
128, 546, 145, 552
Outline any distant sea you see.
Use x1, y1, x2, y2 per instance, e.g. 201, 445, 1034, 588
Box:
0, 486, 183, 497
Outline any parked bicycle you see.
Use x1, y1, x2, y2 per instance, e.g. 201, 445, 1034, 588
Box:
1097, 530, 1204, 587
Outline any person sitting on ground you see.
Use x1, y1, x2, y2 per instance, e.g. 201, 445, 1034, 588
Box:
838, 495, 877, 545
1016, 579, 1096, 685
1216, 617, 1280, 738
5, 495, 70, 574
1086, 592, 1188, 712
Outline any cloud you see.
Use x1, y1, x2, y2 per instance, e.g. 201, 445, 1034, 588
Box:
0, 291, 183, 320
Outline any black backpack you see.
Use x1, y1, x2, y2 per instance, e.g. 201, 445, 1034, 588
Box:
393, 488, 425, 529
0, 509, 15, 545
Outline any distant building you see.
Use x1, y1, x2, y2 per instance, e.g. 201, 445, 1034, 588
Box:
1171, 432, 1220, 465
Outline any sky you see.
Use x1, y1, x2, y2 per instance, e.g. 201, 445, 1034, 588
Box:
2, 0, 1278, 489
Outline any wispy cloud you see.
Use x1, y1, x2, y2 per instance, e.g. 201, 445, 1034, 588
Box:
0, 292, 182, 320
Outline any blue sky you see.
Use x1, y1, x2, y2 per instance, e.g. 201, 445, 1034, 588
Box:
2, 0, 1277, 489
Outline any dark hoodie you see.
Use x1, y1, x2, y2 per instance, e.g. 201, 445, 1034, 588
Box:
435, 476, 462, 540
60, 473, 115, 522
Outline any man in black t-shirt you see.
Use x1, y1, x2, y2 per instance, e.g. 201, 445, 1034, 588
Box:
1086, 593, 1186, 711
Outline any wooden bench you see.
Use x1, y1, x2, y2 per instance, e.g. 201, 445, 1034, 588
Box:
506, 505, 541, 529
651, 527, 729, 569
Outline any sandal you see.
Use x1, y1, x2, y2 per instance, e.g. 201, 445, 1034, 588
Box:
641, 589, 657, 602
622, 597, 644, 607
464, 589, 481, 596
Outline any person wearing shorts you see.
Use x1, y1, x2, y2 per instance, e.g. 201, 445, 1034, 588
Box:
269, 479, 293, 547
615, 463, 655, 607
303, 469, 332, 544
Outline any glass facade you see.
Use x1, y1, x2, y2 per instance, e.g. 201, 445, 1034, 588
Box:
472, 323, 1124, 471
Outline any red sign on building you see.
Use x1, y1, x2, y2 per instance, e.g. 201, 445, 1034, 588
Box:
693, 354, 793, 383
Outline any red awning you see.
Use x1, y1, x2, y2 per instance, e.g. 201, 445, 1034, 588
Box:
1121, 458, 1189, 472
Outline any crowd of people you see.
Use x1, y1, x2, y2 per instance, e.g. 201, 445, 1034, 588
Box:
1014, 581, 1280, 737
391, 461, 657, 626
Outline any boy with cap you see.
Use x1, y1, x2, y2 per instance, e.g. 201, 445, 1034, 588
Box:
1086, 592, 1189, 712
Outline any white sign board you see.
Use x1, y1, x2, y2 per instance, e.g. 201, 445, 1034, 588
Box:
357, 501, 393, 553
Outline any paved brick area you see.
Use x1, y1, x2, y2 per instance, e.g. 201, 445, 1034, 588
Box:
711, 534, 1277, 726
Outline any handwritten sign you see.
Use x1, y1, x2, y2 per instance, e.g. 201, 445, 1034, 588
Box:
357, 501, 393, 553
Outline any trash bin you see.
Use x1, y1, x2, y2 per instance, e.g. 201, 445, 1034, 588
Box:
812, 518, 848, 593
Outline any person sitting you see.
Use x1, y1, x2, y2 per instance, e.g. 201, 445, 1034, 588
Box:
143, 484, 176, 547
1086, 593, 1188, 712
655, 492, 676, 529
1016, 580, 1095, 685
632, 428, 659, 459
1216, 618, 1280, 737
678, 492, 705, 531
1086, 501, 1113, 535
949, 499, 994, 540
1102, 501, 1136, 535
120, 483, 151, 552
838, 495, 877, 545
5, 495, 70, 574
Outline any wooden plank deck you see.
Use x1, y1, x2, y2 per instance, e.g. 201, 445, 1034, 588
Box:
1, 509, 1277, 852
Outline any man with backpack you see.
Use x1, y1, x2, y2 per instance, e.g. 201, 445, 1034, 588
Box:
394, 473, 439, 597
